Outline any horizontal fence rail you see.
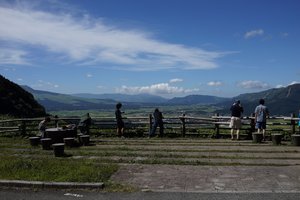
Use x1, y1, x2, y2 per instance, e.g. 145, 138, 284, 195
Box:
0, 114, 299, 139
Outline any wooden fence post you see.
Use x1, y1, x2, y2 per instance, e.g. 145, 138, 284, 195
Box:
180, 114, 186, 137
214, 113, 220, 138
291, 113, 296, 135
19, 120, 26, 136
250, 112, 256, 131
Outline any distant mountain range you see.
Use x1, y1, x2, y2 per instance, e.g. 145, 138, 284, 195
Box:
0, 76, 290, 116
21, 83, 300, 116
22, 86, 232, 112
72, 93, 167, 103
167, 95, 229, 105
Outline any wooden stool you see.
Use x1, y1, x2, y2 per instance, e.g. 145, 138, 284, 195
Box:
252, 133, 263, 143
271, 134, 283, 145
41, 138, 52, 150
291, 134, 300, 146
64, 137, 75, 147
52, 143, 65, 157
29, 137, 40, 146
80, 135, 90, 146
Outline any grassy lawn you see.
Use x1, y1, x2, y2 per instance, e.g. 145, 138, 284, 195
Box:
0, 136, 137, 191
0, 156, 117, 183
1, 134, 299, 191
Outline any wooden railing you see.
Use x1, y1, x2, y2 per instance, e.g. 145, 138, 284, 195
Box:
0, 114, 299, 138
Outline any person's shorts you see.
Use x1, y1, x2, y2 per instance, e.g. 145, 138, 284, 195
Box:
256, 122, 266, 129
229, 117, 242, 129
116, 120, 124, 129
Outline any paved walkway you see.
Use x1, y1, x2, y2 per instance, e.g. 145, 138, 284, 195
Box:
111, 164, 300, 193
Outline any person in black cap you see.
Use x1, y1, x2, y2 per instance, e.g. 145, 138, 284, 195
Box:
115, 103, 125, 138
229, 100, 244, 140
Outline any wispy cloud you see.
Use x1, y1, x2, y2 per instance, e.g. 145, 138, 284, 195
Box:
169, 78, 183, 83
86, 73, 93, 78
0, 48, 29, 65
0, 2, 228, 71
244, 29, 264, 39
116, 82, 199, 95
32, 80, 59, 89
276, 81, 299, 88
280, 32, 289, 38
207, 81, 223, 86
237, 80, 269, 89
288, 81, 300, 86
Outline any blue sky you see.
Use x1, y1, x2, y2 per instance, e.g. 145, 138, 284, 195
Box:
0, 0, 299, 98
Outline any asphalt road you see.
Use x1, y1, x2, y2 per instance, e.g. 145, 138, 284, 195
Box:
1, 188, 299, 200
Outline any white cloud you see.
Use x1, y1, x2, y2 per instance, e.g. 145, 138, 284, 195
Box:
288, 81, 300, 86
276, 81, 299, 88
0, 48, 29, 65
169, 78, 183, 83
86, 73, 93, 78
244, 29, 264, 39
281, 32, 289, 38
32, 80, 59, 89
276, 81, 299, 89
0, 3, 229, 71
237, 80, 269, 89
97, 85, 104, 89
116, 83, 199, 95
275, 84, 284, 88
207, 81, 222, 86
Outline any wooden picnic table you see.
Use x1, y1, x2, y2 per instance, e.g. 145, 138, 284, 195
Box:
45, 127, 77, 143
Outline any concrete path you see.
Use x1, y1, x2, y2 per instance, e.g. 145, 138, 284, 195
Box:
111, 164, 300, 193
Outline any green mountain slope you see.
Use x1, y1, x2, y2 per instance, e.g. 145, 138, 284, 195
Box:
217, 84, 300, 116
0, 75, 46, 117
22, 86, 118, 111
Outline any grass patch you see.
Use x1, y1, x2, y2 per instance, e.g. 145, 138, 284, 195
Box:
0, 155, 118, 183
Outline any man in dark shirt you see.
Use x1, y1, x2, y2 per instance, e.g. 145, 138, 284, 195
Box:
115, 103, 125, 138
149, 108, 164, 138
229, 100, 244, 140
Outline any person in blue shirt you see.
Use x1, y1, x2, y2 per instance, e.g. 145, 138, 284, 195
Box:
254, 99, 269, 141
298, 110, 300, 127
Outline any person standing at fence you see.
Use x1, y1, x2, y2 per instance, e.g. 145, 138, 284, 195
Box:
149, 108, 164, 138
78, 113, 92, 135
254, 99, 269, 141
38, 116, 51, 138
115, 102, 125, 138
229, 100, 244, 140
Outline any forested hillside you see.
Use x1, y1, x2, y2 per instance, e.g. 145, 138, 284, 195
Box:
0, 75, 46, 117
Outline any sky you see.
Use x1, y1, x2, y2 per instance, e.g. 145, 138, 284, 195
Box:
0, 0, 300, 98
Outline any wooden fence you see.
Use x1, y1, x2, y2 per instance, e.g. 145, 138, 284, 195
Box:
0, 114, 299, 139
